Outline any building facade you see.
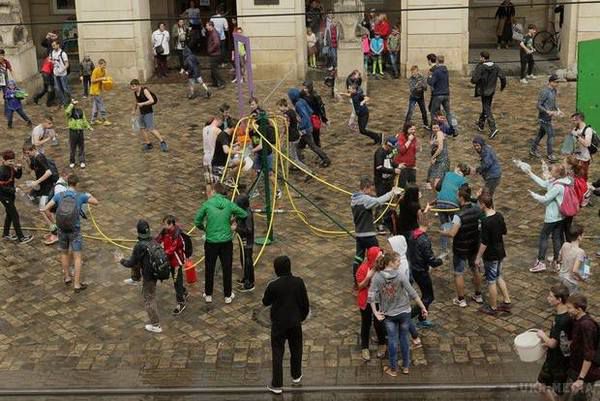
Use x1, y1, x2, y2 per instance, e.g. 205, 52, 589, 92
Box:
3, 0, 600, 85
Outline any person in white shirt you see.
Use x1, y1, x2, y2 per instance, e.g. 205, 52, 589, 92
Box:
31, 116, 57, 154
203, 116, 223, 195
210, 7, 229, 65
50, 40, 70, 106
570, 112, 592, 180
152, 23, 171, 78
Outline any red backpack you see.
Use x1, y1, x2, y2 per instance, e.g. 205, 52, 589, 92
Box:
556, 182, 580, 217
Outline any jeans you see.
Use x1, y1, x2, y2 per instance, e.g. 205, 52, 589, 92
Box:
388, 51, 399, 77
82, 75, 91, 97
430, 95, 450, 121
220, 40, 228, 64
33, 73, 55, 106
289, 139, 313, 174
352, 236, 379, 281
484, 177, 501, 197
271, 325, 303, 388
532, 120, 555, 156
209, 56, 224, 86
240, 245, 254, 287
54, 74, 71, 105
1, 197, 24, 238
172, 265, 188, 304
299, 131, 329, 163
411, 270, 434, 321
477, 95, 497, 132
357, 112, 381, 143
405, 96, 428, 126
439, 212, 454, 254
360, 307, 386, 349
327, 46, 338, 68
537, 221, 564, 262
6, 108, 31, 128
520, 52, 534, 79
91, 95, 107, 121
384, 312, 411, 370
204, 240, 233, 297
142, 279, 160, 325
68, 129, 85, 164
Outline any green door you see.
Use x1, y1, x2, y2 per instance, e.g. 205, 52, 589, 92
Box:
577, 39, 600, 129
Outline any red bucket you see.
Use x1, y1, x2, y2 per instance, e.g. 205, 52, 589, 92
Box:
184, 260, 197, 284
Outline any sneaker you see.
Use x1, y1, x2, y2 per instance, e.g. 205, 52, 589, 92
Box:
239, 285, 255, 293
471, 294, 484, 304
452, 298, 467, 308
172, 303, 186, 316
529, 260, 547, 273
478, 304, 498, 316
73, 283, 88, 293
376, 345, 386, 358
596, 251, 600, 258
475, 123, 484, 132
203, 293, 213, 303
416, 320, 434, 329
142, 143, 153, 152
276, 189, 282, 199
3, 234, 18, 241
92, 120, 101, 125
18, 235, 34, 244
527, 74, 537, 79
225, 293, 235, 304
159, 141, 168, 152
291, 375, 302, 385
320, 160, 331, 168
361, 348, 371, 361
489, 129, 499, 139
123, 278, 139, 286
69, 163, 75, 168
102, 120, 112, 126
529, 148, 541, 158
520, 78, 529, 84
43, 234, 58, 245
547, 154, 559, 163
144, 324, 163, 333
497, 302, 513, 312
80, 163, 86, 169
266, 385, 283, 395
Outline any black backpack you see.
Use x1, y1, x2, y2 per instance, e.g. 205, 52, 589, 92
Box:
55, 192, 79, 232
586, 126, 600, 155
70, 107, 84, 120
181, 232, 193, 259
142, 87, 158, 105
146, 240, 171, 281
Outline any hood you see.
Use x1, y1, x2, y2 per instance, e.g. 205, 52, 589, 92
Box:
235, 193, 250, 209
302, 80, 314, 92
210, 193, 229, 210
273, 255, 291, 276
412, 228, 425, 240
555, 176, 572, 185
183, 47, 193, 59
365, 246, 382, 266
472, 135, 486, 147
288, 88, 301, 104
350, 192, 369, 207
436, 65, 448, 74
388, 235, 407, 257
137, 219, 152, 240
483, 61, 495, 68
380, 269, 400, 281
7, 80, 16, 87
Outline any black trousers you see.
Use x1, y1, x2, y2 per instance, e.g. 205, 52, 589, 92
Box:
33, 73, 56, 106
82, 75, 91, 97
360, 307, 386, 349
357, 112, 381, 143
477, 95, 497, 132
209, 56, 224, 86
172, 265, 188, 304
410, 270, 434, 321
299, 131, 329, 163
240, 245, 254, 286
204, 240, 233, 297
1, 197, 24, 238
69, 129, 85, 164
271, 325, 303, 388
175, 49, 184, 70
520, 52, 534, 79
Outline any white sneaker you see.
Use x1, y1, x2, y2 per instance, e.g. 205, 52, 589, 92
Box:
225, 293, 235, 304
452, 298, 467, 308
123, 278, 139, 286
266, 385, 283, 394
529, 260, 547, 273
203, 293, 213, 303
80, 163, 86, 169
527, 74, 537, 79
520, 78, 528, 84
292, 375, 303, 384
69, 163, 75, 168
471, 294, 484, 304
144, 324, 162, 333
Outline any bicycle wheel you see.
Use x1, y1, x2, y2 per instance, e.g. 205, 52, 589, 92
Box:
533, 31, 555, 54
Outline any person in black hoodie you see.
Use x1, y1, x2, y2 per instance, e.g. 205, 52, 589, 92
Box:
0, 150, 33, 243
470, 51, 507, 139
180, 46, 211, 99
427, 55, 450, 124
235, 191, 255, 292
263, 255, 310, 394
117, 220, 162, 334
300, 80, 327, 148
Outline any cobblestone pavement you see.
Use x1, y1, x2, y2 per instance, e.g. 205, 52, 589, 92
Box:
0, 70, 594, 392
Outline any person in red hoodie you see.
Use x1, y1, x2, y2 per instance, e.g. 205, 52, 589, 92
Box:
395, 122, 419, 188
156, 215, 188, 315
373, 14, 391, 50
32, 56, 55, 107
355, 246, 386, 361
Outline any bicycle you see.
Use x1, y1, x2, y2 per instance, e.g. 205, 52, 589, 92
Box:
533, 21, 560, 55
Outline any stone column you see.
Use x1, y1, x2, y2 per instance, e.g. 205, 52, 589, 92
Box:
0, 0, 38, 89
76, 0, 153, 82
334, 0, 365, 92
561, 0, 600, 68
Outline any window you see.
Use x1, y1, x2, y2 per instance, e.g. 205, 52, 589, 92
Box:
52, 0, 76, 15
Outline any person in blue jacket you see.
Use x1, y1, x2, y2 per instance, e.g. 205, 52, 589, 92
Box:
427, 55, 451, 124
287, 88, 330, 167
472, 135, 502, 197
369, 33, 384, 77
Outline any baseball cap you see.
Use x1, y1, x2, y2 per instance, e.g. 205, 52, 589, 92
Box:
385, 136, 397, 146
548, 74, 559, 82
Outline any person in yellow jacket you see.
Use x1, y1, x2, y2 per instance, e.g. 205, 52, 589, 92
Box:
89, 59, 111, 126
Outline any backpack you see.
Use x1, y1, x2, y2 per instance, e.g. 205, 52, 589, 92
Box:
142, 87, 158, 105
55, 192, 79, 232
556, 182, 580, 217
70, 107, 84, 120
181, 231, 193, 259
146, 240, 171, 281
585, 126, 600, 155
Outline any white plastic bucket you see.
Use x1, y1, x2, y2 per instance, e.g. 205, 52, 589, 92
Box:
514, 329, 545, 362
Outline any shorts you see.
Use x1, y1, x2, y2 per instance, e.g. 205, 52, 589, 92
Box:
58, 229, 83, 252
254, 153, 273, 172
211, 165, 225, 183
138, 113, 154, 130
484, 260, 503, 283
538, 361, 568, 395
453, 253, 477, 275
